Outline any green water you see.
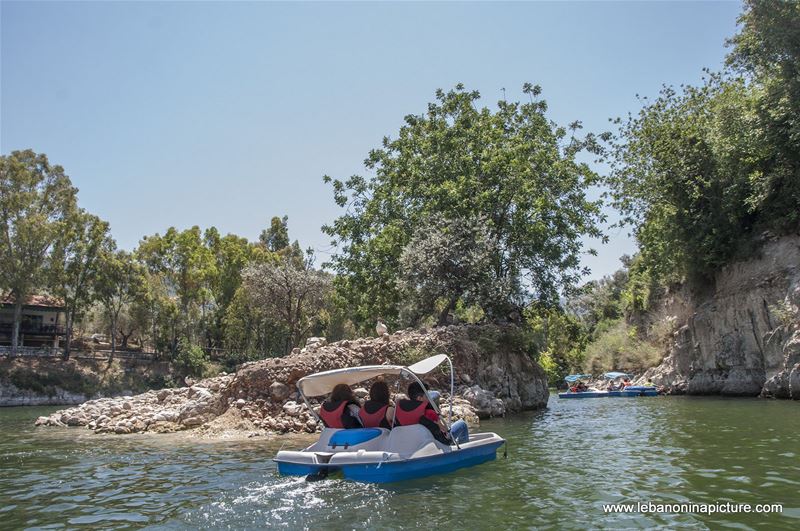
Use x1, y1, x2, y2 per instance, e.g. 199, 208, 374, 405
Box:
1, 396, 798, 529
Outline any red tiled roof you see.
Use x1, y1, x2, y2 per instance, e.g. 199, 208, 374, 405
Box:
0, 293, 65, 308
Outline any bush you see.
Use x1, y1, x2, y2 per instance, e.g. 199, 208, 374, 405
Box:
582, 319, 662, 374
174, 340, 209, 377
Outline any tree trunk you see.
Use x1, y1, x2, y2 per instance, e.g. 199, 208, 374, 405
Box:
10, 299, 23, 357
63, 310, 73, 360
437, 295, 459, 327
120, 330, 131, 349
110, 315, 118, 353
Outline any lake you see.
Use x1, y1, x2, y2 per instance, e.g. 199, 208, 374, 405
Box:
1, 395, 798, 529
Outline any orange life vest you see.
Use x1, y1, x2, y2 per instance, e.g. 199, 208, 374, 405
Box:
394, 399, 428, 426
318, 400, 348, 428
358, 401, 390, 428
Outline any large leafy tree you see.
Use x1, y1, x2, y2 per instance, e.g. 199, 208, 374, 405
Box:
323, 84, 606, 329
241, 254, 332, 354
136, 226, 216, 346
0, 150, 78, 354
50, 209, 112, 357
727, 0, 800, 230
397, 215, 497, 326
95, 249, 145, 353
607, 1, 800, 284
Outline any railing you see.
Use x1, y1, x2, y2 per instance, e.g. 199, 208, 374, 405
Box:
75, 350, 158, 361
0, 322, 67, 335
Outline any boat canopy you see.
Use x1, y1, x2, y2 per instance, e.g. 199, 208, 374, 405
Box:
564, 374, 592, 383
604, 371, 631, 380
297, 354, 449, 398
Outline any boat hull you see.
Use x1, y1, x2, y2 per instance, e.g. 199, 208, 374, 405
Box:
341, 439, 504, 483
275, 428, 505, 483
558, 388, 658, 399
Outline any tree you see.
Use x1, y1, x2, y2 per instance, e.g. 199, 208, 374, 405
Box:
0, 150, 78, 354
607, 2, 800, 285
203, 228, 256, 349
241, 254, 332, 354
50, 209, 112, 358
323, 84, 606, 329
95, 250, 145, 353
727, 0, 800, 231
397, 215, 498, 325
136, 226, 216, 346
259, 215, 290, 252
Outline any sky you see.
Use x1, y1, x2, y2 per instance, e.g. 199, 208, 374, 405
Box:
1, 0, 743, 281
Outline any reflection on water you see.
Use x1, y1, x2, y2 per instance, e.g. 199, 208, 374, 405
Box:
1, 396, 798, 529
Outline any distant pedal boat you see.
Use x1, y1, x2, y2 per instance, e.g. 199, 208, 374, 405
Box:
273, 355, 506, 483
557, 372, 659, 399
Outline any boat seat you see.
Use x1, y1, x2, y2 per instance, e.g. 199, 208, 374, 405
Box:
328, 428, 383, 449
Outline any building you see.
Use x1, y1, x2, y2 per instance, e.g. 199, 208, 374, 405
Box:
0, 294, 67, 348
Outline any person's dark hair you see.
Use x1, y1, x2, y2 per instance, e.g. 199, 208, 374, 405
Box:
330, 383, 355, 403
407, 381, 425, 400
369, 381, 390, 405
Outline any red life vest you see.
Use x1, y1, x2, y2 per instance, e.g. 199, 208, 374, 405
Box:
394, 399, 428, 426
318, 400, 348, 428
359, 401, 389, 428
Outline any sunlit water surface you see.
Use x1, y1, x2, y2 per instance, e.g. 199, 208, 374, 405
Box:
1, 396, 799, 529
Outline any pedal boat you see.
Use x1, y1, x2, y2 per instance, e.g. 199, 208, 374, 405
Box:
274, 354, 506, 483
558, 372, 658, 399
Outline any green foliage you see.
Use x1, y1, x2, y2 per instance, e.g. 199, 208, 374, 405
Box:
260, 215, 290, 252
0, 150, 78, 352
397, 215, 498, 326
8, 366, 96, 397
95, 249, 146, 352
174, 339, 209, 377
323, 84, 606, 330
240, 253, 333, 354
727, 1, 800, 229
607, 2, 800, 285
582, 319, 662, 374
526, 305, 587, 385
50, 209, 113, 354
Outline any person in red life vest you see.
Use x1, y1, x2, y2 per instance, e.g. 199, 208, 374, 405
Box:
621, 377, 632, 388
358, 380, 394, 429
318, 383, 363, 429
396, 382, 469, 444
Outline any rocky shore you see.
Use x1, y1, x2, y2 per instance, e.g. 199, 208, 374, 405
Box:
35, 324, 549, 436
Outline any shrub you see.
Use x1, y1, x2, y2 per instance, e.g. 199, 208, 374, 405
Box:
582, 319, 662, 374
174, 340, 209, 377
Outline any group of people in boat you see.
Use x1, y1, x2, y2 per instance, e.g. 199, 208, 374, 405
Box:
605, 377, 634, 391
569, 376, 652, 392
318, 380, 470, 444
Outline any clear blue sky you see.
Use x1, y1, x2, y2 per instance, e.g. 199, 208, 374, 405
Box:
1, 1, 743, 280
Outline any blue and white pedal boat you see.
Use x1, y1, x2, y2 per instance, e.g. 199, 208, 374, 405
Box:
558, 372, 659, 399
274, 354, 506, 483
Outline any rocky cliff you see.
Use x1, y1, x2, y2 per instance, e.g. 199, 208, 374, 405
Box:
35, 324, 549, 435
641, 236, 800, 398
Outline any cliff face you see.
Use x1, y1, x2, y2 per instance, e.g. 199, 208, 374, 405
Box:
35, 324, 549, 435
642, 236, 800, 398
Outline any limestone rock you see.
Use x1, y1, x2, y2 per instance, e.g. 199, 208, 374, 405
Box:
644, 236, 800, 398
269, 381, 290, 402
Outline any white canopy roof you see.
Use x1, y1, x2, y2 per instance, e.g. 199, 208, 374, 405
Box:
297, 354, 449, 398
